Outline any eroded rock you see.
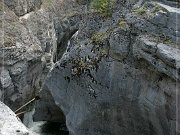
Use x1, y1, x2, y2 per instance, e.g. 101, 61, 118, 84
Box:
0, 101, 37, 135
42, 0, 180, 135
0, 0, 180, 135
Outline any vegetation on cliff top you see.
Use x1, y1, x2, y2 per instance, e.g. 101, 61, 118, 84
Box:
91, 0, 115, 17
133, 3, 165, 17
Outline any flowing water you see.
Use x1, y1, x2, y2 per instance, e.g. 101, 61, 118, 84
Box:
30, 121, 69, 135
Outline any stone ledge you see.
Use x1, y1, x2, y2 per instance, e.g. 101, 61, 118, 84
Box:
133, 36, 180, 80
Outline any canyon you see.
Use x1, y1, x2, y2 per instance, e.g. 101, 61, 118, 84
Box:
0, 0, 180, 135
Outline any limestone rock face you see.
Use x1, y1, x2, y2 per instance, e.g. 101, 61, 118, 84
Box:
0, 101, 37, 135
0, 0, 180, 135
0, 2, 69, 134
0, 3, 43, 112
33, 85, 66, 122
42, 0, 180, 135
0, 0, 63, 126
4, 0, 42, 16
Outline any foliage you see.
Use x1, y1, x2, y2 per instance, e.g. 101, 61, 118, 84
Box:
134, 3, 164, 17
91, 0, 114, 17
118, 20, 128, 29
100, 48, 108, 56
91, 27, 115, 45
134, 6, 147, 16
91, 32, 108, 45
152, 4, 163, 14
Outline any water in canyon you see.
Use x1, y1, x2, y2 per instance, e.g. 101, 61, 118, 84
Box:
30, 121, 69, 135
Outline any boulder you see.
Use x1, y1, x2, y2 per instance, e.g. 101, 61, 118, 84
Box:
0, 101, 38, 135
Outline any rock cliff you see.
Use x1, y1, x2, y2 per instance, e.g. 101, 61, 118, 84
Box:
0, 0, 180, 135
42, 0, 180, 135
0, 0, 63, 131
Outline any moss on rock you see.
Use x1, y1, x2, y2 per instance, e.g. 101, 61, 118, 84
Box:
91, 32, 109, 45
118, 19, 128, 29
134, 6, 147, 16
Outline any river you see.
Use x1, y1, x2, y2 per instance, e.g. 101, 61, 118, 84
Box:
30, 121, 69, 135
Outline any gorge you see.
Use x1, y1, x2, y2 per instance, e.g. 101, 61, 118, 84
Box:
0, 0, 180, 135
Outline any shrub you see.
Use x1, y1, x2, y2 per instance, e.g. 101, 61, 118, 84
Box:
118, 20, 128, 29
100, 48, 108, 56
91, 32, 108, 45
134, 6, 147, 16
91, 0, 113, 17
152, 4, 163, 14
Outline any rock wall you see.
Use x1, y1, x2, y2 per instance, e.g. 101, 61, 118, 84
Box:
0, 0, 43, 112
0, 0, 179, 135
0, 0, 64, 125
41, 0, 180, 135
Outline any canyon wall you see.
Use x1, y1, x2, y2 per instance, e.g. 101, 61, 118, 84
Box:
0, 0, 179, 135
43, 0, 180, 135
